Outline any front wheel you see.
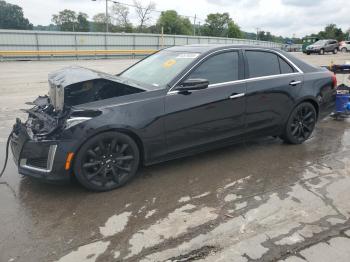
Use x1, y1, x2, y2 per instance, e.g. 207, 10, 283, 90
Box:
341, 47, 347, 53
74, 131, 140, 191
282, 102, 317, 144
319, 49, 325, 55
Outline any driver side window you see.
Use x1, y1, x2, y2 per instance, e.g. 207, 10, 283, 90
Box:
187, 51, 239, 85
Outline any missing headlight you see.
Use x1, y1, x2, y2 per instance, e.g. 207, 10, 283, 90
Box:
65, 117, 92, 129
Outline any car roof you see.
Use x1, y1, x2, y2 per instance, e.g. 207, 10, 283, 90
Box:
165, 44, 319, 74
165, 44, 281, 54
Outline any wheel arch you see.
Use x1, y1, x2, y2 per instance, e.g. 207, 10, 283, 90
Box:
301, 98, 319, 119
71, 127, 146, 172
284, 97, 319, 125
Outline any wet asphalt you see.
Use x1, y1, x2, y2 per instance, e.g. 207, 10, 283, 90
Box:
0, 53, 350, 262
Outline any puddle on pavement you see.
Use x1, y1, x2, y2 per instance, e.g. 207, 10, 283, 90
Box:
1, 118, 350, 262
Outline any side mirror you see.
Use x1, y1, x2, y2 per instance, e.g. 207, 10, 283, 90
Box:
177, 78, 209, 92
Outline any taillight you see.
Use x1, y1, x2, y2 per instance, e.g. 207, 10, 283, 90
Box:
331, 73, 337, 89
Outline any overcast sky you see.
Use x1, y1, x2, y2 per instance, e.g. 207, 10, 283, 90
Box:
6, 0, 350, 37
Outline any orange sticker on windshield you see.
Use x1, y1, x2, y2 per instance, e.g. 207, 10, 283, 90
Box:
163, 59, 177, 68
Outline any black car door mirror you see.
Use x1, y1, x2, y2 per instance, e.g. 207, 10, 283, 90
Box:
177, 78, 209, 92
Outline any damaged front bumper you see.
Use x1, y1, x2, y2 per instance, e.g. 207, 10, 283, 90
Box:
10, 119, 74, 183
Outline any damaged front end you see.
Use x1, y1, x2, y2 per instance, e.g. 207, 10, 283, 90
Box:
24, 95, 68, 139
10, 66, 145, 182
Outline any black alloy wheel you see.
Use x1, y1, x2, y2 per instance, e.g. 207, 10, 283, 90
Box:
282, 102, 317, 144
74, 131, 140, 191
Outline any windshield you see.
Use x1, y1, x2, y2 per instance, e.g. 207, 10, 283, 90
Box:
313, 40, 327, 45
120, 50, 200, 89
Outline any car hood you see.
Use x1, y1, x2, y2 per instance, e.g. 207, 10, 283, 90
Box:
48, 66, 140, 88
47, 66, 146, 111
72, 88, 164, 111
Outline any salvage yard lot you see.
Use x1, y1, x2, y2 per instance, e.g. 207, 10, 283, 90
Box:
1, 52, 350, 262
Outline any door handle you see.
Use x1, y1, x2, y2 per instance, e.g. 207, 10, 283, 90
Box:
229, 93, 245, 99
289, 80, 302, 86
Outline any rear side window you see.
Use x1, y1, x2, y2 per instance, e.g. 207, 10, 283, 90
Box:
278, 57, 295, 74
188, 51, 239, 84
246, 51, 280, 78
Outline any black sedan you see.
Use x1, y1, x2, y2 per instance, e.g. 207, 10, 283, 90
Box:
10, 45, 336, 191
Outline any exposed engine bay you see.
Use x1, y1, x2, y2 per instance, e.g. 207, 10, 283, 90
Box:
23, 66, 145, 139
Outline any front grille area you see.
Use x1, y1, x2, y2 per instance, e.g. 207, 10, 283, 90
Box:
26, 157, 48, 169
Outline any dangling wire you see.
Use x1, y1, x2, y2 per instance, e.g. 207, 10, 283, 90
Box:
0, 132, 13, 178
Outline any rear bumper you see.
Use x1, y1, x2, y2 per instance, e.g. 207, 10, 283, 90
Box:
10, 120, 74, 183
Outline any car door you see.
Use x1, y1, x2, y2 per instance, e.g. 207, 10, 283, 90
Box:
327, 40, 336, 52
324, 41, 331, 52
164, 50, 247, 154
244, 50, 303, 138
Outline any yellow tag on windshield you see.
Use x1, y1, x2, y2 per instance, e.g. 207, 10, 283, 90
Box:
163, 59, 177, 68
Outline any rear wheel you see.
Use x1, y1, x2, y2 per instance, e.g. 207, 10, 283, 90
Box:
319, 49, 325, 55
306, 52, 311, 55
74, 131, 140, 191
341, 47, 347, 53
333, 48, 338, 54
282, 102, 317, 144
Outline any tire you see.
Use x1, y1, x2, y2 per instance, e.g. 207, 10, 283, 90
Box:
319, 49, 325, 55
306, 52, 311, 55
281, 102, 317, 144
333, 48, 338, 54
341, 47, 347, 53
74, 131, 140, 192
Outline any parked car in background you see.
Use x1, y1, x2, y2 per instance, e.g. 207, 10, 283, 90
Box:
302, 37, 319, 53
339, 41, 350, 53
10, 45, 336, 191
305, 39, 339, 55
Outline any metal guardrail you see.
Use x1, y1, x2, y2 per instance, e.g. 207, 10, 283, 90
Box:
0, 49, 157, 57
0, 29, 283, 61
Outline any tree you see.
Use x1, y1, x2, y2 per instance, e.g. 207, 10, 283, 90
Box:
346, 28, 350, 40
52, 10, 90, 32
92, 13, 108, 32
156, 10, 192, 35
110, 3, 133, 32
258, 31, 273, 41
52, 9, 77, 31
202, 13, 242, 38
133, 0, 155, 32
318, 24, 345, 41
0, 0, 33, 29
227, 21, 242, 38
34, 24, 59, 31
76, 12, 89, 32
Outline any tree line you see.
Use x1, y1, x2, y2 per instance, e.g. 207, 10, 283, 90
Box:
0, 0, 349, 43
44, 2, 244, 39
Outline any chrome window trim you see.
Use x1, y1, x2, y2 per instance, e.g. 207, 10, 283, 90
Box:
167, 47, 303, 95
167, 72, 302, 95
20, 144, 57, 173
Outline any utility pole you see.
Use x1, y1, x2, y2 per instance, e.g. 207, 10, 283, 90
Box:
161, 26, 164, 48
92, 0, 109, 33
105, 0, 109, 33
193, 14, 196, 36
